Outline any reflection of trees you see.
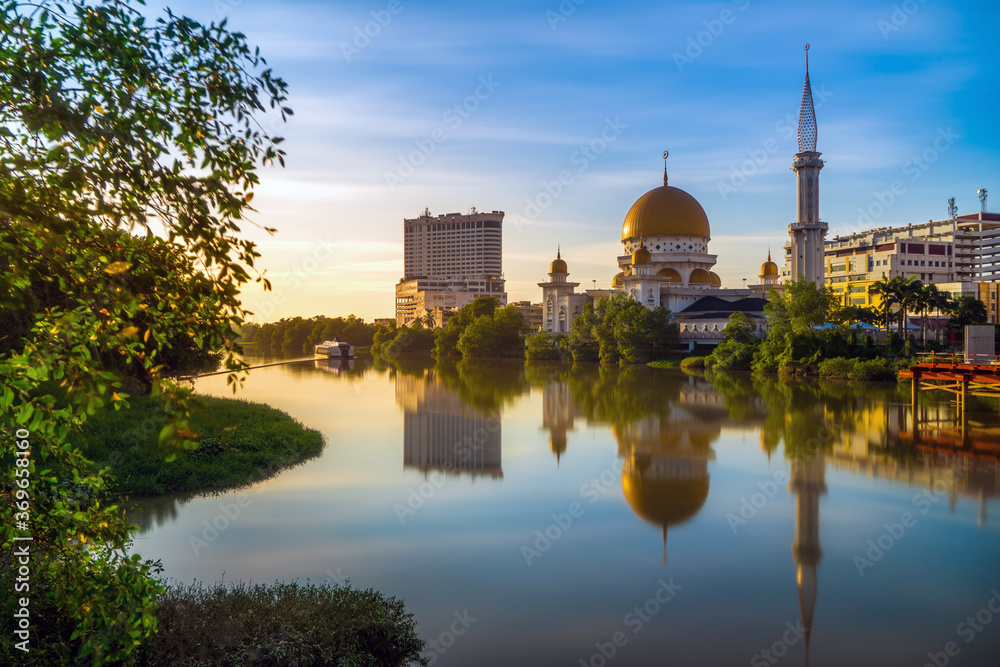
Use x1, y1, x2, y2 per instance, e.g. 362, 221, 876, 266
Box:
523, 360, 575, 388
127, 492, 196, 532
434, 358, 529, 413
707, 370, 938, 463
566, 364, 684, 430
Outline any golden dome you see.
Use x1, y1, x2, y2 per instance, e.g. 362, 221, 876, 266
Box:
550, 248, 567, 274
622, 460, 709, 528
622, 185, 710, 241
760, 250, 779, 276
657, 268, 682, 283
631, 245, 652, 266
612, 272, 625, 287
709, 271, 722, 286
689, 268, 713, 284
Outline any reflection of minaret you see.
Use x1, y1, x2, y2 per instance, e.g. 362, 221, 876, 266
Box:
396, 374, 503, 478
541, 381, 583, 465
789, 451, 826, 666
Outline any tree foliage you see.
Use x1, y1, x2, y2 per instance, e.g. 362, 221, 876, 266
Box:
705, 312, 760, 371
0, 0, 289, 662
576, 292, 678, 364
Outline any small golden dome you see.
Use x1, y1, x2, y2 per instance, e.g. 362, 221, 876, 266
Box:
657, 268, 682, 283
622, 185, 711, 240
550, 247, 567, 274
632, 245, 652, 265
612, 272, 625, 287
709, 271, 722, 286
760, 250, 779, 276
689, 268, 713, 284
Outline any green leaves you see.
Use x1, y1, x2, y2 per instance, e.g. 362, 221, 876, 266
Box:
0, 0, 288, 662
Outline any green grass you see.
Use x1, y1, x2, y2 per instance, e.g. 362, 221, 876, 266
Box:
74, 395, 325, 496
647, 359, 681, 369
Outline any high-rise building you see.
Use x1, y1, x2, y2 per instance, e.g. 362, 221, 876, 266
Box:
821, 211, 1000, 308
395, 208, 507, 326
785, 45, 828, 284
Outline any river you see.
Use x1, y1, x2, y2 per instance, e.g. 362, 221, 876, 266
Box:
132, 355, 1000, 667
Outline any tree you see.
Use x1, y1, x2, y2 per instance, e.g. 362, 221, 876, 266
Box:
0, 1, 288, 662
947, 296, 988, 332
574, 292, 678, 364
706, 312, 760, 371
868, 278, 894, 332
890, 276, 923, 336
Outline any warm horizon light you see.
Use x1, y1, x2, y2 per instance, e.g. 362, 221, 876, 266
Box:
156, 0, 999, 322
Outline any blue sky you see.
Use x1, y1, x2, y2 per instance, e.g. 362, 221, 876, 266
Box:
157, 0, 1000, 321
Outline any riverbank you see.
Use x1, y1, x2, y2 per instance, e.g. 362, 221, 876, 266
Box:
75, 395, 324, 496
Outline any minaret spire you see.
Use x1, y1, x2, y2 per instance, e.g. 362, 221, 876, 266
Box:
662, 150, 669, 186
798, 44, 817, 153
786, 44, 827, 285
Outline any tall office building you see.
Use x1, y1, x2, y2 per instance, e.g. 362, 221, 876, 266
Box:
395, 208, 507, 326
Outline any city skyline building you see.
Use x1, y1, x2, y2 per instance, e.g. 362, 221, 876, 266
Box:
395, 208, 507, 326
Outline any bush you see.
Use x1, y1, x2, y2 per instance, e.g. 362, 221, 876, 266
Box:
138, 581, 426, 666
817, 357, 854, 379
849, 358, 897, 382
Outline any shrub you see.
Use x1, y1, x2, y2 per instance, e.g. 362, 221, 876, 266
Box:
817, 357, 854, 379
138, 581, 426, 666
849, 358, 897, 382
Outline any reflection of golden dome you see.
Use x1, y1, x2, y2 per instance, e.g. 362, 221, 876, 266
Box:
622, 462, 709, 528
622, 186, 711, 240
761, 250, 778, 276
709, 271, 722, 286
689, 268, 713, 284
613, 272, 625, 287
632, 246, 652, 265
550, 248, 567, 274
657, 268, 681, 283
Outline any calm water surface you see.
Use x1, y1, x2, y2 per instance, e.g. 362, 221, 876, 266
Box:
134, 356, 1000, 667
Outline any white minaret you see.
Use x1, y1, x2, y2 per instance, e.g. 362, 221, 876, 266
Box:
786, 44, 828, 284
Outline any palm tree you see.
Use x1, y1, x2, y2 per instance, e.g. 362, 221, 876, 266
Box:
888, 276, 922, 336
915, 284, 937, 346
868, 278, 894, 333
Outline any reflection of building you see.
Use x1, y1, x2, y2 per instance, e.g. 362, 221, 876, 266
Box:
395, 374, 503, 478
541, 380, 586, 463
395, 208, 507, 326
615, 389, 722, 562
789, 452, 825, 664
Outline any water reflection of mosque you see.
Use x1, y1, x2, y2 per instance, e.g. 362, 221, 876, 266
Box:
539, 372, 1000, 664
395, 373, 503, 479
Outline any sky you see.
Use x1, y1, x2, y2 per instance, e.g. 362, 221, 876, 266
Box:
154, 0, 1000, 322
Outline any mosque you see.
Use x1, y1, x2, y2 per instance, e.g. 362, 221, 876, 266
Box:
539, 47, 824, 337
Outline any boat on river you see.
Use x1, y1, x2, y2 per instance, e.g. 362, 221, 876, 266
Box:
314, 338, 355, 358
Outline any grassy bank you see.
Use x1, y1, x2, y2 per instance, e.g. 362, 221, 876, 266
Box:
74, 395, 324, 496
